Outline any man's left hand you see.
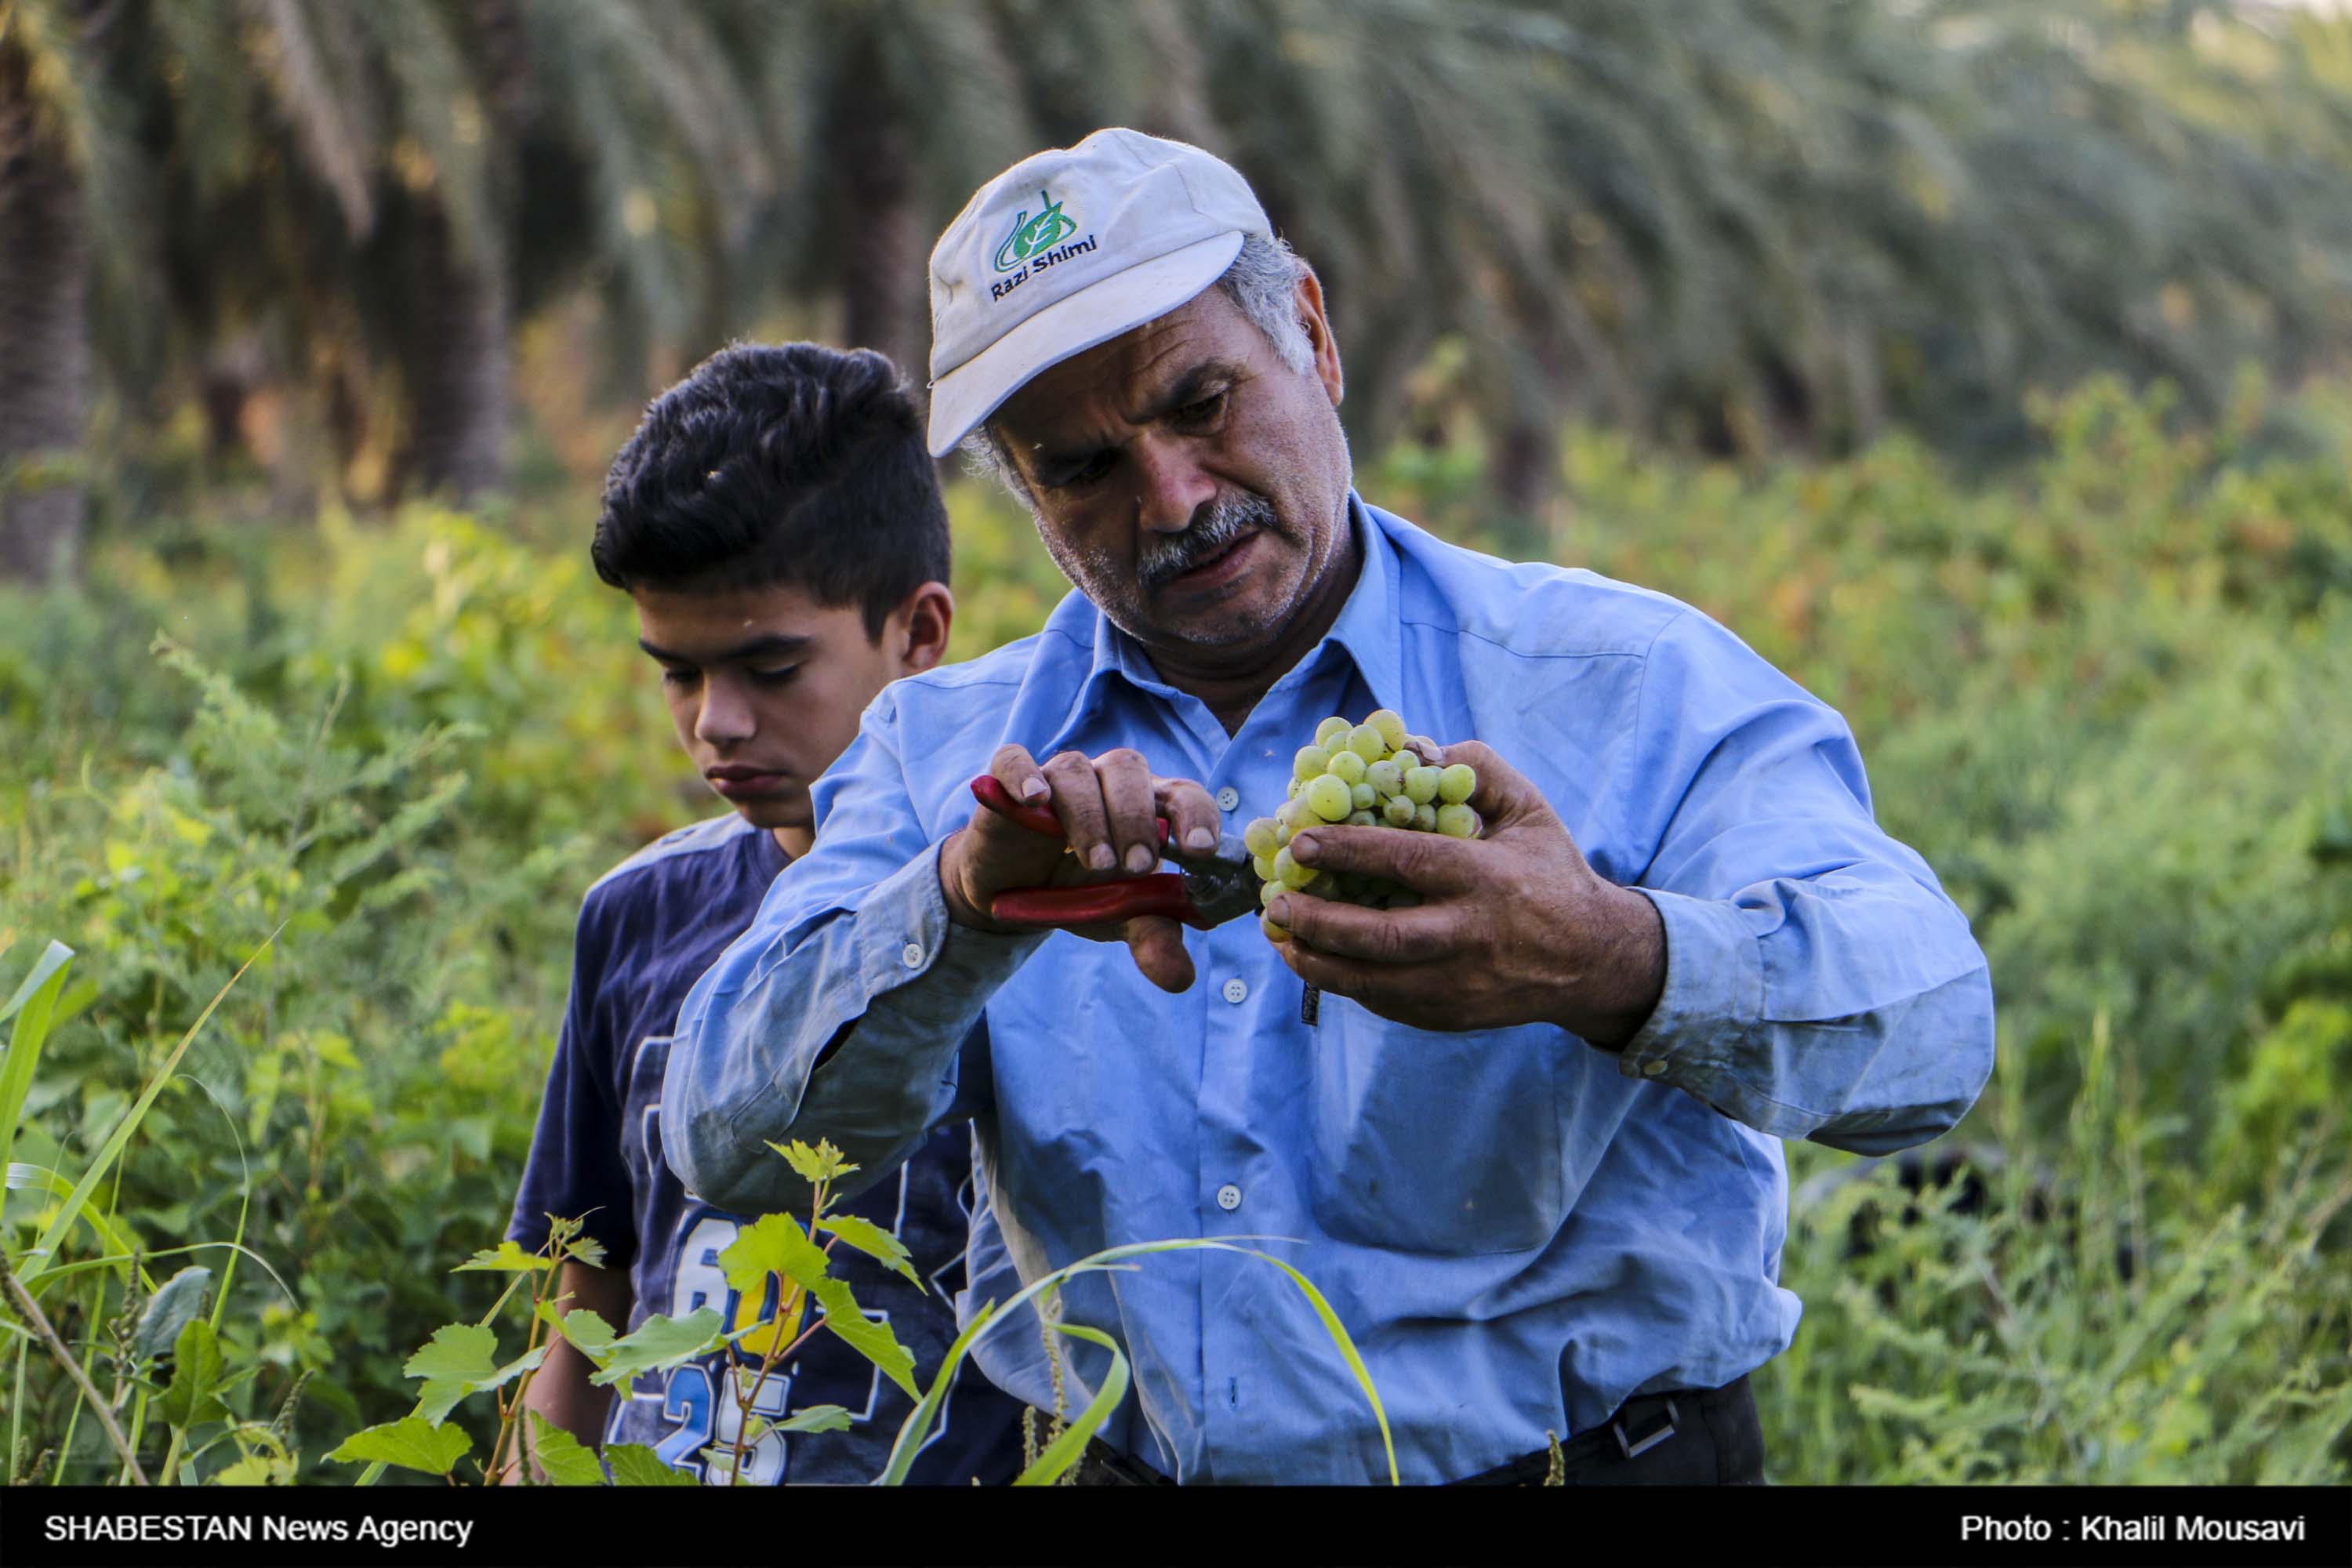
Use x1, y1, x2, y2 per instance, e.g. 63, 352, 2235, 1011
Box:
1265, 740, 1666, 1047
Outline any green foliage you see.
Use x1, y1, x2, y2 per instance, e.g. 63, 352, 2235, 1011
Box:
770, 1136, 858, 1189
816, 1214, 923, 1293
326, 1414, 471, 1479
807, 1277, 918, 1403
210, 1422, 299, 1486
717, 1212, 828, 1296
601, 1442, 694, 1487
523, 1412, 606, 1486
130, 1266, 211, 1364
532, 1300, 614, 1359
772, 1404, 851, 1436
1, 507, 677, 1482
0, 942, 74, 1183
1014, 1318, 1128, 1488
1764, 1025, 2352, 1484
154, 1319, 228, 1431
871, 1232, 1399, 1486
575, 1309, 721, 1392
340, 1142, 1380, 1484
452, 1241, 545, 1274
401, 1323, 546, 1426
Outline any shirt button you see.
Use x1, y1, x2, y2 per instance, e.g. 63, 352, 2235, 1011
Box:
901, 942, 925, 969
1215, 1183, 1243, 1211
1215, 786, 1240, 811
1221, 978, 1248, 1005
1641, 1058, 1668, 1077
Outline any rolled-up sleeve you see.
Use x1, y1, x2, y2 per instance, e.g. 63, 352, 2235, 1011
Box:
1610, 610, 1995, 1154
664, 697, 1044, 1214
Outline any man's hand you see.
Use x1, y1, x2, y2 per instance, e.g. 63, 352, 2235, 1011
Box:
1263, 740, 1666, 1047
938, 742, 1224, 994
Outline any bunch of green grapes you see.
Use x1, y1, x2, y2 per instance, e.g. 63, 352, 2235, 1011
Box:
1240, 708, 1480, 942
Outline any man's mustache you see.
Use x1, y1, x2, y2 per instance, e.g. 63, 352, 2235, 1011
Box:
1138, 493, 1284, 590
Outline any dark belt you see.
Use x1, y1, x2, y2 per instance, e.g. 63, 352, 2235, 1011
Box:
1069, 1373, 1760, 1486
1453, 1374, 1760, 1485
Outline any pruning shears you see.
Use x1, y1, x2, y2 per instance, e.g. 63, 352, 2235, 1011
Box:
966, 775, 1259, 931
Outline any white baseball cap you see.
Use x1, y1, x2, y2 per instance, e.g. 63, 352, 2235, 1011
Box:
924, 128, 1273, 459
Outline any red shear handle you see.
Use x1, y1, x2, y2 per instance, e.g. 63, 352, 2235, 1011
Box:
989, 877, 1213, 932
969, 775, 1171, 851
968, 775, 1196, 930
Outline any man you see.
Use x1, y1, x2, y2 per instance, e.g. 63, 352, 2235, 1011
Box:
664, 132, 1996, 1485
507, 343, 1027, 1484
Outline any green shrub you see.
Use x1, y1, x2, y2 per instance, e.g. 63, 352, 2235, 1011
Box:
1764, 1021, 2350, 1483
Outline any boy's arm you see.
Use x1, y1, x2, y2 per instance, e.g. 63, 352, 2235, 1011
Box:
510, 1261, 633, 1482
504, 885, 640, 1483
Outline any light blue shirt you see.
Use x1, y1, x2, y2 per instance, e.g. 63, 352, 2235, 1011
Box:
666, 495, 1994, 1484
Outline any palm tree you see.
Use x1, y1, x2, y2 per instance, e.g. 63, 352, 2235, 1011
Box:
0, 0, 109, 583
708, 0, 1036, 379
147, 0, 518, 500
11, 0, 775, 526
12, 0, 2352, 579
233, 0, 773, 498
1289, 0, 2352, 514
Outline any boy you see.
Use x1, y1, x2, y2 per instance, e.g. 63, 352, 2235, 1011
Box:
507, 343, 1026, 1484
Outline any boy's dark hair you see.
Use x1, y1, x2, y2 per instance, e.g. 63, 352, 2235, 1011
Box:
591, 343, 951, 640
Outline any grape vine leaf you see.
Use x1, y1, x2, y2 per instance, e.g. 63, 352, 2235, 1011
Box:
584, 1308, 724, 1388
535, 1300, 619, 1359
815, 1214, 923, 1291
718, 1211, 829, 1294
811, 1277, 917, 1399
768, 1138, 858, 1187
155, 1319, 229, 1429
328, 1415, 473, 1477
402, 1323, 548, 1424
604, 1443, 697, 1487
415, 1380, 472, 1428
402, 1323, 499, 1381
775, 1404, 853, 1435
526, 1412, 610, 1486
451, 1240, 543, 1273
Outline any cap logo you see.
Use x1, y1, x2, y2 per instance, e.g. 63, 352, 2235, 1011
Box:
985, 186, 1099, 303
993, 189, 1079, 273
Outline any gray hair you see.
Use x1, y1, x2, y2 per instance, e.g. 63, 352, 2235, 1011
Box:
958, 232, 1315, 503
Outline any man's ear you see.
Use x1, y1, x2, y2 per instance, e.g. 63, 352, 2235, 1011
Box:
1294, 267, 1344, 408
889, 580, 955, 676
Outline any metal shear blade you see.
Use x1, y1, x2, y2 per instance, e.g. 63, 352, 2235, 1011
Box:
967, 775, 1257, 931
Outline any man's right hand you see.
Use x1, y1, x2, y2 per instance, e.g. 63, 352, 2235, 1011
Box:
938, 742, 1222, 994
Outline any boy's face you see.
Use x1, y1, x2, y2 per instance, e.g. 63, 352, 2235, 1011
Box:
631, 579, 927, 840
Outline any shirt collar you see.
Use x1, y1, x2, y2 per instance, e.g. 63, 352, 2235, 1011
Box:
1047, 490, 1408, 749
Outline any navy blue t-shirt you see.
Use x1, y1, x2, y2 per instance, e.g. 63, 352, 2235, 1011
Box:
509, 814, 1026, 1485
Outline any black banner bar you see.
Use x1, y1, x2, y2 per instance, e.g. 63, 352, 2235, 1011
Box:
3, 1483, 2347, 1566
